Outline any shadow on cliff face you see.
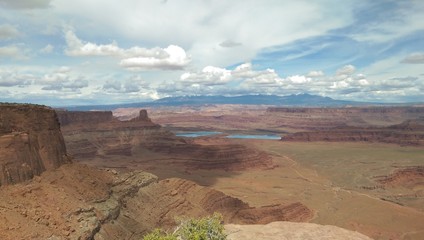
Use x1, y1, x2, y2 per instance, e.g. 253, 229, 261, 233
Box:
56, 109, 275, 185
0, 104, 71, 186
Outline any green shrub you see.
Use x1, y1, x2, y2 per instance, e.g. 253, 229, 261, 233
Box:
143, 213, 227, 240
143, 229, 177, 240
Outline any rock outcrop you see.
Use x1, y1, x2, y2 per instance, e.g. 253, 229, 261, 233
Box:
0, 164, 312, 240
225, 221, 373, 240
282, 119, 424, 146
0, 104, 70, 186
57, 109, 162, 158
375, 166, 424, 188
96, 177, 313, 239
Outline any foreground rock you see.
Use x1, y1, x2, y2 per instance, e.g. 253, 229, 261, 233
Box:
101, 178, 312, 237
0, 104, 70, 186
0, 163, 313, 240
225, 221, 373, 240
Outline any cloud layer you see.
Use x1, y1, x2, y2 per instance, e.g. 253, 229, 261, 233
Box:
65, 30, 190, 70
0, 1, 423, 105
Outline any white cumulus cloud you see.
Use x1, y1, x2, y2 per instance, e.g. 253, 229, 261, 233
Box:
180, 66, 231, 86
306, 70, 324, 78
64, 30, 190, 70
120, 45, 190, 70
336, 64, 356, 76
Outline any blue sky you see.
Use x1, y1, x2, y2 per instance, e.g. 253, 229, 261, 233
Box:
0, 0, 423, 106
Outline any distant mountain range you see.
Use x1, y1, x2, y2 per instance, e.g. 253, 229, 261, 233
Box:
61, 94, 398, 111
154, 94, 356, 106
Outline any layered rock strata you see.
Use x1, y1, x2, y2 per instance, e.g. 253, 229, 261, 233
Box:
0, 104, 70, 186
267, 107, 424, 130
0, 164, 312, 240
57, 110, 163, 158
282, 119, 424, 146
96, 177, 313, 239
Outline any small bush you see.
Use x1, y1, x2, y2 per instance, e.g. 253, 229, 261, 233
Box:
142, 229, 177, 240
143, 213, 226, 240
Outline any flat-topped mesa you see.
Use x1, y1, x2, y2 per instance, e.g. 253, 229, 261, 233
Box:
56, 109, 157, 130
282, 119, 424, 146
56, 110, 113, 126
267, 106, 424, 114
56, 109, 163, 159
0, 103, 71, 186
265, 106, 424, 131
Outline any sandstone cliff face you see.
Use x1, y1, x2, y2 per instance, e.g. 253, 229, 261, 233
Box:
57, 109, 162, 158
0, 104, 70, 186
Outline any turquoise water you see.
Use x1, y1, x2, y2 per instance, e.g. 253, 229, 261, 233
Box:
175, 131, 280, 140
175, 131, 221, 137
225, 134, 281, 140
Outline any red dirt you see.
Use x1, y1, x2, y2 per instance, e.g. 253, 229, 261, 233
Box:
375, 166, 424, 188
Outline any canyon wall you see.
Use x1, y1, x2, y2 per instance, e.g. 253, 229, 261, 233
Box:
282, 119, 424, 146
0, 104, 70, 186
267, 106, 424, 115
57, 109, 175, 159
266, 106, 424, 130
58, 109, 275, 171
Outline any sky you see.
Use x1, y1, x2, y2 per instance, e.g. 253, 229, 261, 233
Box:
0, 0, 423, 106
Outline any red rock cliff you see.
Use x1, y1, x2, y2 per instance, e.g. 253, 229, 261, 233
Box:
282, 119, 424, 146
0, 104, 70, 186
